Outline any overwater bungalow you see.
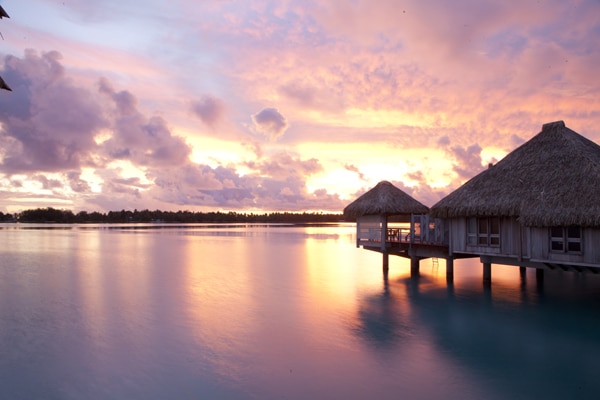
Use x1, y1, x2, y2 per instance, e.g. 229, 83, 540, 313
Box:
343, 180, 448, 273
346, 120, 600, 283
430, 120, 600, 279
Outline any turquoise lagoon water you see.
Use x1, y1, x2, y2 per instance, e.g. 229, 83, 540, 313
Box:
0, 223, 599, 399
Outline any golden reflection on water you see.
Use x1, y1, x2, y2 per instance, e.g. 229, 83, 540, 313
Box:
75, 229, 105, 345
74, 230, 157, 352
182, 230, 263, 381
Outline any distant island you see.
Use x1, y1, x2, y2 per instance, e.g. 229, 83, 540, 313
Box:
0, 207, 346, 224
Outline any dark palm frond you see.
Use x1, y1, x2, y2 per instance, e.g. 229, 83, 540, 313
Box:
0, 5, 9, 19
0, 75, 11, 91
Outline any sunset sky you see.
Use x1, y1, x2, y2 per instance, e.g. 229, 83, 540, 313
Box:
0, 0, 599, 214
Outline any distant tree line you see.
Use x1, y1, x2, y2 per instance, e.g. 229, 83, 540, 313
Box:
2, 207, 346, 224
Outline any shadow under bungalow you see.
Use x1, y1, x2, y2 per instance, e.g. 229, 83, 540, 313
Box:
344, 121, 600, 284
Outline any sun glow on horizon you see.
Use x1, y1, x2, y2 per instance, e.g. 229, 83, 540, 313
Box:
187, 134, 250, 168
299, 108, 443, 130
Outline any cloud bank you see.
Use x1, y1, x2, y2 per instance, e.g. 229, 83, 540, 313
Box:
1, 0, 600, 213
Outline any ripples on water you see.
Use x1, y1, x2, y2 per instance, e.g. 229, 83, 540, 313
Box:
0, 223, 599, 399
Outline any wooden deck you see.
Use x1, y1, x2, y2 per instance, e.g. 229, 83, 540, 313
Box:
356, 223, 599, 285
358, 227, 451, 260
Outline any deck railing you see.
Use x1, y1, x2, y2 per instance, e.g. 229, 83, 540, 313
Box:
358, 227, 417, 244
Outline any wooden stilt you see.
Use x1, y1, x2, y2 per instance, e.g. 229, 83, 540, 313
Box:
483, 262, 492, 284
410, 257, 420, 278
446, 258, 454, 283
536, 268, 544, 283
519, 266, 526, 278
383, 252, 389, 273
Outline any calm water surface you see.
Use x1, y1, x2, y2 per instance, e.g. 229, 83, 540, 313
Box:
1, 223, 599, 399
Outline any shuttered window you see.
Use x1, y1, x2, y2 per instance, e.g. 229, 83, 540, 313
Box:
467, 217, 500, 247
467, 217, 477, 245
550, 227, 582, 254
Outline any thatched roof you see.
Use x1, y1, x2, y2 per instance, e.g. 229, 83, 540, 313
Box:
344, 180, 429, 219
430, 121, 600, 227
0, 6, 9, 19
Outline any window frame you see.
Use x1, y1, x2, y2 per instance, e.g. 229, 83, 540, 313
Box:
467, 217, 500, 247
467, 217, 477, 245
550, 226, 582, 254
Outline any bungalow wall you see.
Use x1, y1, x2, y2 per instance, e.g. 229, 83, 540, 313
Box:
448, 217, 525, 258
356, 214, 384, 247
528, 227, 600, 267
448, 217, 600, 268
412, 214, 447, 244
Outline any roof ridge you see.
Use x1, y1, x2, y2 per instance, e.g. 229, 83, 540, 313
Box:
430, 121, 600, 226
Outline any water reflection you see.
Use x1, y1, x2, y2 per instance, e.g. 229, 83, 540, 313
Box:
1, 224, 600, 399
354, 259, 600, 399
354, 272, 410, 348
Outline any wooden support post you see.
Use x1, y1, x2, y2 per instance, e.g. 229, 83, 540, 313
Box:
519, 266, 527, 291
410, 256, 420, 278
536, 268, 544, 283
383, 252, 389, 273
446, 258, 454, 283
380, 215, 387, 252
483, 261, 492, 284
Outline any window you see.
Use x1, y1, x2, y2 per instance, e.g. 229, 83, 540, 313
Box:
478, 218, 488, 245
467, 217, 500, 247
489, 218, 500, 246
550, 227, 564, 251
467, 217, 477, 245
550, 226, 582, 253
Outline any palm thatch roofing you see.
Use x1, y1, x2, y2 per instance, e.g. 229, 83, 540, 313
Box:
430, 120, 600, 227
344, 180, 429, 219
0, 5, 8, 19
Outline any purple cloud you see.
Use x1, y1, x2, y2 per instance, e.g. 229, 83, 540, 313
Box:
245, 152, 322, 180
449, 143, 484, 180
98, 78, 191, 167
67, 171, 91, 193
0, 51, 106, 174
344, 164, 366, 181
190, 95, 226, 127
279, 81, 316, 108
252, 108, 289, 140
